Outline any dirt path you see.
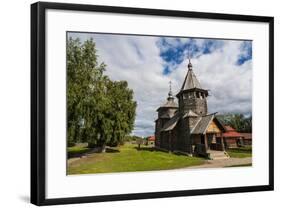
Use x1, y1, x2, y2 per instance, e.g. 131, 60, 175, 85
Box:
183, 157, 252, 169
68, 157, 81, 165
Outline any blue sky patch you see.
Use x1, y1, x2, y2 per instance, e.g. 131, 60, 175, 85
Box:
236, 41, 252, 65
163, 65, 171, 75
202, 40, 224, 55
157, 38, 188, 65
157, 37, 225, 75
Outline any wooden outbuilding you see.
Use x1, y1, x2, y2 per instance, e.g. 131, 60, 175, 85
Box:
216, 126, 243, 149
240, 133, 252, 145
147, 136, 155, 145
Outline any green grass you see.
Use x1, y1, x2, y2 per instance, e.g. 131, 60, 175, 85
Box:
67, 143, 204, 175
67, 146, 91, 158
227, 146, 252, 158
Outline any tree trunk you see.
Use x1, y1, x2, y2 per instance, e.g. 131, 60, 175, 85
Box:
101, 143, 106, 153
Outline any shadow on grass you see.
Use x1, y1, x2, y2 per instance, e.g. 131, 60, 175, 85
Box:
105, 148, 120, 153
134, 146, 202, 157
134, 146, 157, 152
68, 148, 93, 158
134, 146, 171, 153
68, 147, 120, 158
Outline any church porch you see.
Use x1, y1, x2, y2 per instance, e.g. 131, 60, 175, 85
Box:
192, 117, 227, 158
193, 133, 225, 157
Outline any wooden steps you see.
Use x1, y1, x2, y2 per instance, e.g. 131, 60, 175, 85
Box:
207, 150, 230, 160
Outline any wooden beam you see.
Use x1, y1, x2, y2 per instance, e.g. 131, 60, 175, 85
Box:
169, 131, 172, 152
204, 134, 208, 152
220, 133, 225, 151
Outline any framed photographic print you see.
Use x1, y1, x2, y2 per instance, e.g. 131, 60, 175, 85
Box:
31, 1, 274, 206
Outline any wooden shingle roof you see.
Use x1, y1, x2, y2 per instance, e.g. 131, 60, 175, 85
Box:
157, 99, 178, 109
181, 68, 202, 91
176, 60, 208, 97
161, 113, 180, 132
191, 114, 226, 134
191, 114, 214, 134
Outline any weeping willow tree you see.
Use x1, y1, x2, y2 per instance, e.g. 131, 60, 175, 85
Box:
67, 37, 137, 149
104, 80, 137, 147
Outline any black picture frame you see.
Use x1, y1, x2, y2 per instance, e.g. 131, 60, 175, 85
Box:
31, 1, 274, 206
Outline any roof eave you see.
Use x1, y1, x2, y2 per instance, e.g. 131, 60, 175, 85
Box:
157, 106, 178, 111
176, 88, 209, 97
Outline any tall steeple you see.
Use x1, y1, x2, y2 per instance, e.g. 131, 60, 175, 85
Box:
180, 59, 202, 91
157, 81, 178, 118
176, 59, 208, 116
188, 57, 192, 70
167, 81, 174, 101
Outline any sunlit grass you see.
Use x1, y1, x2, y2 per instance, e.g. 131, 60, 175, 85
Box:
67, 143, 204, 174
227, 146, 252, 158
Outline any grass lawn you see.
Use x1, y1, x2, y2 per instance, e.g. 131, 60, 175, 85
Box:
67, 143, 205, 175
227, 146, 252, 158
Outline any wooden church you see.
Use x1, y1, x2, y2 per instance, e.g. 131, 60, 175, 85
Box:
155, 59, 228, 158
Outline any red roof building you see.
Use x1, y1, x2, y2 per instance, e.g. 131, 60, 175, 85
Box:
148, 136, 155, 141
240, 133, 252, 145
216, 126, 243, 149
222, 126, 242, 138
147, 136, 155, 145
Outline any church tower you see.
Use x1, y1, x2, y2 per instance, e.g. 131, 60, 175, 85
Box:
156, 81, 178, 120
176, 60, 208, 116
155, 82, 178, 147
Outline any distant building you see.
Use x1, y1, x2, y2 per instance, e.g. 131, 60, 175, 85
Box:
155, 59, 227, 158
240, 133, 252, 145
147, 136, 155, 145
216, 126, 243, 148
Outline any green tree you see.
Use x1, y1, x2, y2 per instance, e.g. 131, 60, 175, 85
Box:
67, 37, 137, 149
217, 113, 252, 133
105, 80, 137, 147
67, 37, 105, 146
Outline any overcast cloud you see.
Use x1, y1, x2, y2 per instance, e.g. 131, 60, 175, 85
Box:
68, 32, 252, 137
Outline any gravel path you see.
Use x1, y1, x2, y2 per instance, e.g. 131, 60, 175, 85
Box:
183, 157, 252, 169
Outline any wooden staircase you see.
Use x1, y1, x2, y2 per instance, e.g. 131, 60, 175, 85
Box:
207, 150, 230, 160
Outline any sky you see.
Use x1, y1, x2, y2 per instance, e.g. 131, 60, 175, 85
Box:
68, 32, 252, 137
